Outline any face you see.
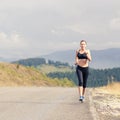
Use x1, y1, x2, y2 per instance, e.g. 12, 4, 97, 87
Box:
80, 41, 86, 49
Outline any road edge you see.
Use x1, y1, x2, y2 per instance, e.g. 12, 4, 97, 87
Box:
88, 88, 100, 120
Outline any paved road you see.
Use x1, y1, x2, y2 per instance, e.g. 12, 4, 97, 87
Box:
0, 87, 98, 120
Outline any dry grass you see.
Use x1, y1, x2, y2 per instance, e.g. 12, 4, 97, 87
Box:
92, 82, 120, 120
0, 62, 75, 87
99, 82, 120, 95
37, 64, 73, 74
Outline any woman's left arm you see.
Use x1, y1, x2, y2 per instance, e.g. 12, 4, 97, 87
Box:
85, 49, 92, 61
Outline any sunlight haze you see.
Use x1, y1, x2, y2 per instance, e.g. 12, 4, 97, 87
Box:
0, 0, 120, 59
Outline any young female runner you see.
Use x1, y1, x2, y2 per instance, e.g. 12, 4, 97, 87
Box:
75, 40, 92, 102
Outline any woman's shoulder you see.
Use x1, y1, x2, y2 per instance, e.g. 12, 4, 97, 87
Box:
86, 49, 90, 52
86, 49, 91, 56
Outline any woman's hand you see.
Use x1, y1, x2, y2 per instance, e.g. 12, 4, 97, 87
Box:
85, 49, 92, 61
75, 59, 79, 65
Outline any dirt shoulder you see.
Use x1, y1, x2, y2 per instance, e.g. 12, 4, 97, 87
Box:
92, 88, 120, 120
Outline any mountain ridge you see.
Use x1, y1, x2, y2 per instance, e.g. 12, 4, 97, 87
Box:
41, 48, 120, 69
1, 48, 120, 69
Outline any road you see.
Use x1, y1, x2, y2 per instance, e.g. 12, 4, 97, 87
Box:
0, 87, 98, 120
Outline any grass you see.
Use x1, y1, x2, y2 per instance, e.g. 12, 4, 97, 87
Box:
98, 82, 120, 95
37, 64, 73, 74
0, 62, 75, 87
103, 82, 120, 95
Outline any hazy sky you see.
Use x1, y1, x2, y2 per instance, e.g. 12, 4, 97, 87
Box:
0, 0, 120, 59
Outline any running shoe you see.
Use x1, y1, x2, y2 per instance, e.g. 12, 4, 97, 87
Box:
79, 96, 83, 102
82, 96, 85, 101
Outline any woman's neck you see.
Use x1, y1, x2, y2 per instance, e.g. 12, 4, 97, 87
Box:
81, 48, 86, 51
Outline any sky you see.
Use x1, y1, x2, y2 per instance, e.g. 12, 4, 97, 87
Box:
0, 0, 120, 59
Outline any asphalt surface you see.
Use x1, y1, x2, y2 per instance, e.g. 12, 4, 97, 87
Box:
0, 87, 98, 120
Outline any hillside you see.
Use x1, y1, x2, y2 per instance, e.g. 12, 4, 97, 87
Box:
0, 62, 74, 87
37, 64, 73, 74
11, 57, 120, 87
42, 48, 120, 69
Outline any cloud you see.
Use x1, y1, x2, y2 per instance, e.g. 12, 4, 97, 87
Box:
0, 32, 27, 49
0, 0, 120, 59
109, 18, 120, 30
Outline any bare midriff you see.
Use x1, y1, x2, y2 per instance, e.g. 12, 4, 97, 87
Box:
77, 59, 89, 67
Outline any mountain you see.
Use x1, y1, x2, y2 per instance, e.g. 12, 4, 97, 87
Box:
41, 50, 75, 65
42, 48, 120, 69
90, 48, 120, 69
1, 48, 120, 69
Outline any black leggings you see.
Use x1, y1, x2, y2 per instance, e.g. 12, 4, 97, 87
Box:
76, 65, 89, 88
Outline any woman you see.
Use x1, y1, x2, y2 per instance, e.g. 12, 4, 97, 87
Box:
75, 40, 92, 102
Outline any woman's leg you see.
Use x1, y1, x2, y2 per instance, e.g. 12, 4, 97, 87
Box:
78, 86, 83, 97
82, 87, 86, 97
76, 67, 83, 98
82, 68, 89, 97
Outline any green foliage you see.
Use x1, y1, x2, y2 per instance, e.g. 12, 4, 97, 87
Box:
48, 60, 69, 67
47, 67, 120, 87
12, 58, 70, 68
88, 68, 120, 87
12, 58, 46, 67
11, 57, 120, 87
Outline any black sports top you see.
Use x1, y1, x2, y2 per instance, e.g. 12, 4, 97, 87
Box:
77, 52, 87, 59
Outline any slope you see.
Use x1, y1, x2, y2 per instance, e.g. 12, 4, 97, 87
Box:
0, 62, 74, 87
